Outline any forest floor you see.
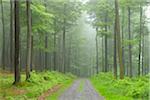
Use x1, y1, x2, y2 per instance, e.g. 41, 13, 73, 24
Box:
58, 79, 104, 100
0, 70, 75, 100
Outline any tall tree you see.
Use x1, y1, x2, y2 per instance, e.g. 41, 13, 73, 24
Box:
26, 0, 32, 80
95, 28, 99, 74
128, 7, 132, 77
115, 0, 124, 79
44, 1, 48, 70
1, 0, 6, 70
138, 5, 143, 76
104, 16, 108, 72
10, 0, 14, 72
63, 3, 66, 73
14, 0, 21, 84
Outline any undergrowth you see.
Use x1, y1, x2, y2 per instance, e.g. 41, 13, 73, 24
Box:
0, 71, 76, 100
91, 72, 150, 100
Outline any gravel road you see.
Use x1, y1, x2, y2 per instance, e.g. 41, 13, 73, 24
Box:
59, 79, 104, 100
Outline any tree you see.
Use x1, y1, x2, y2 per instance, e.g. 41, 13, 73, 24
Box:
14, 0, 21, 84
138, 5, 143, 76
115, 0, 124, 79
1, 0, 6, 70
10, 0, 14, 72
128, 7, 132, 77
62, 3, 66, 73
95, 28, 99, 74
26, 0, 32, 80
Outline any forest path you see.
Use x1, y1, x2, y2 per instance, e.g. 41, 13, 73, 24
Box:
59, 79, 104, 100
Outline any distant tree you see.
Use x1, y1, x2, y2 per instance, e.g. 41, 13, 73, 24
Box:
95, 28, 99, 74
128, 7, 132, 77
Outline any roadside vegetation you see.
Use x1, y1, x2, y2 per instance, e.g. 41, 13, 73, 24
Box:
0, 71, 76, 100
91, 72, 150, 100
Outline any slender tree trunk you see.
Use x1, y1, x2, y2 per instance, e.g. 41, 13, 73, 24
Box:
104, 16, 108, 72
128, 7, 132, 77
63, 4, 66, 73
31, 36, 33, 71
115, 0, 124, 79
68, 37, 72, 72
13, 0, 21, 84
142, 33, 144, 75
53, 19, 57, 71
44, 2, 48, 70
53, 32, 56, 71
95, 28, 99, 74
26, 0, 32, 80
121, 8, 125, 75
104, 35, 108, 72
102, 37, 104, 72
10, 0, 14, 72
138, 5, 142, 76
45, 33, 48, 70
114, 25, 117, 79
1, 0, 6, 70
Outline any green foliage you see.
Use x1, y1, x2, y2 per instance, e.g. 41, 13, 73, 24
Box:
91, 72, 150, 100
0, 71, 76, 99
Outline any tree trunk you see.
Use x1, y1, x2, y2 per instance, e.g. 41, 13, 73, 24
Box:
45, 33, 48, 70
1, 0, 6, 70
63, 4, 66, 73
53, 32, 56, 71
102, 37, 104, 72
115, 0, 124, 79
104, 35, 108, 72
31, 36, 33, 71
121, 8, 125, 75
104, 16, 108, 72
128, 7, 132, 77
142, 35, 144, 75
114, 24, 117, 79
53, 19, 57, 71
26, 0, 32, 80
95, 28, 99, 74
44, 2, 48, 71
10, 0, 14, 72
138, 5, 142, 76
13, 0, 21, 84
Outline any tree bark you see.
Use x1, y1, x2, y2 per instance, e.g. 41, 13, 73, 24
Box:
128, 7, 132, 77
1, 0, 6, 70
26, 0, 32, 80
121, 8, 125, 75
53, 32, 56, 71
114, 24, 117, 79
95, 28, 99, 74
138, 5, 142, 76
115, 0, 124, 79
10, 0, 14, 72
13, 0, 21, 84
104, 16, 108, 72
102, 37, 104, 72
63, 4, 66, 73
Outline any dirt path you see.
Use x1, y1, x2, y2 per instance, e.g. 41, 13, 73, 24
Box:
38, 84, 62, 100
59, 79, 104, 100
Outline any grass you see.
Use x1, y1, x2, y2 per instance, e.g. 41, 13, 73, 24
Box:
77, 79, 84, 92
91, 72, 150, 100
0, 70, 76, 100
